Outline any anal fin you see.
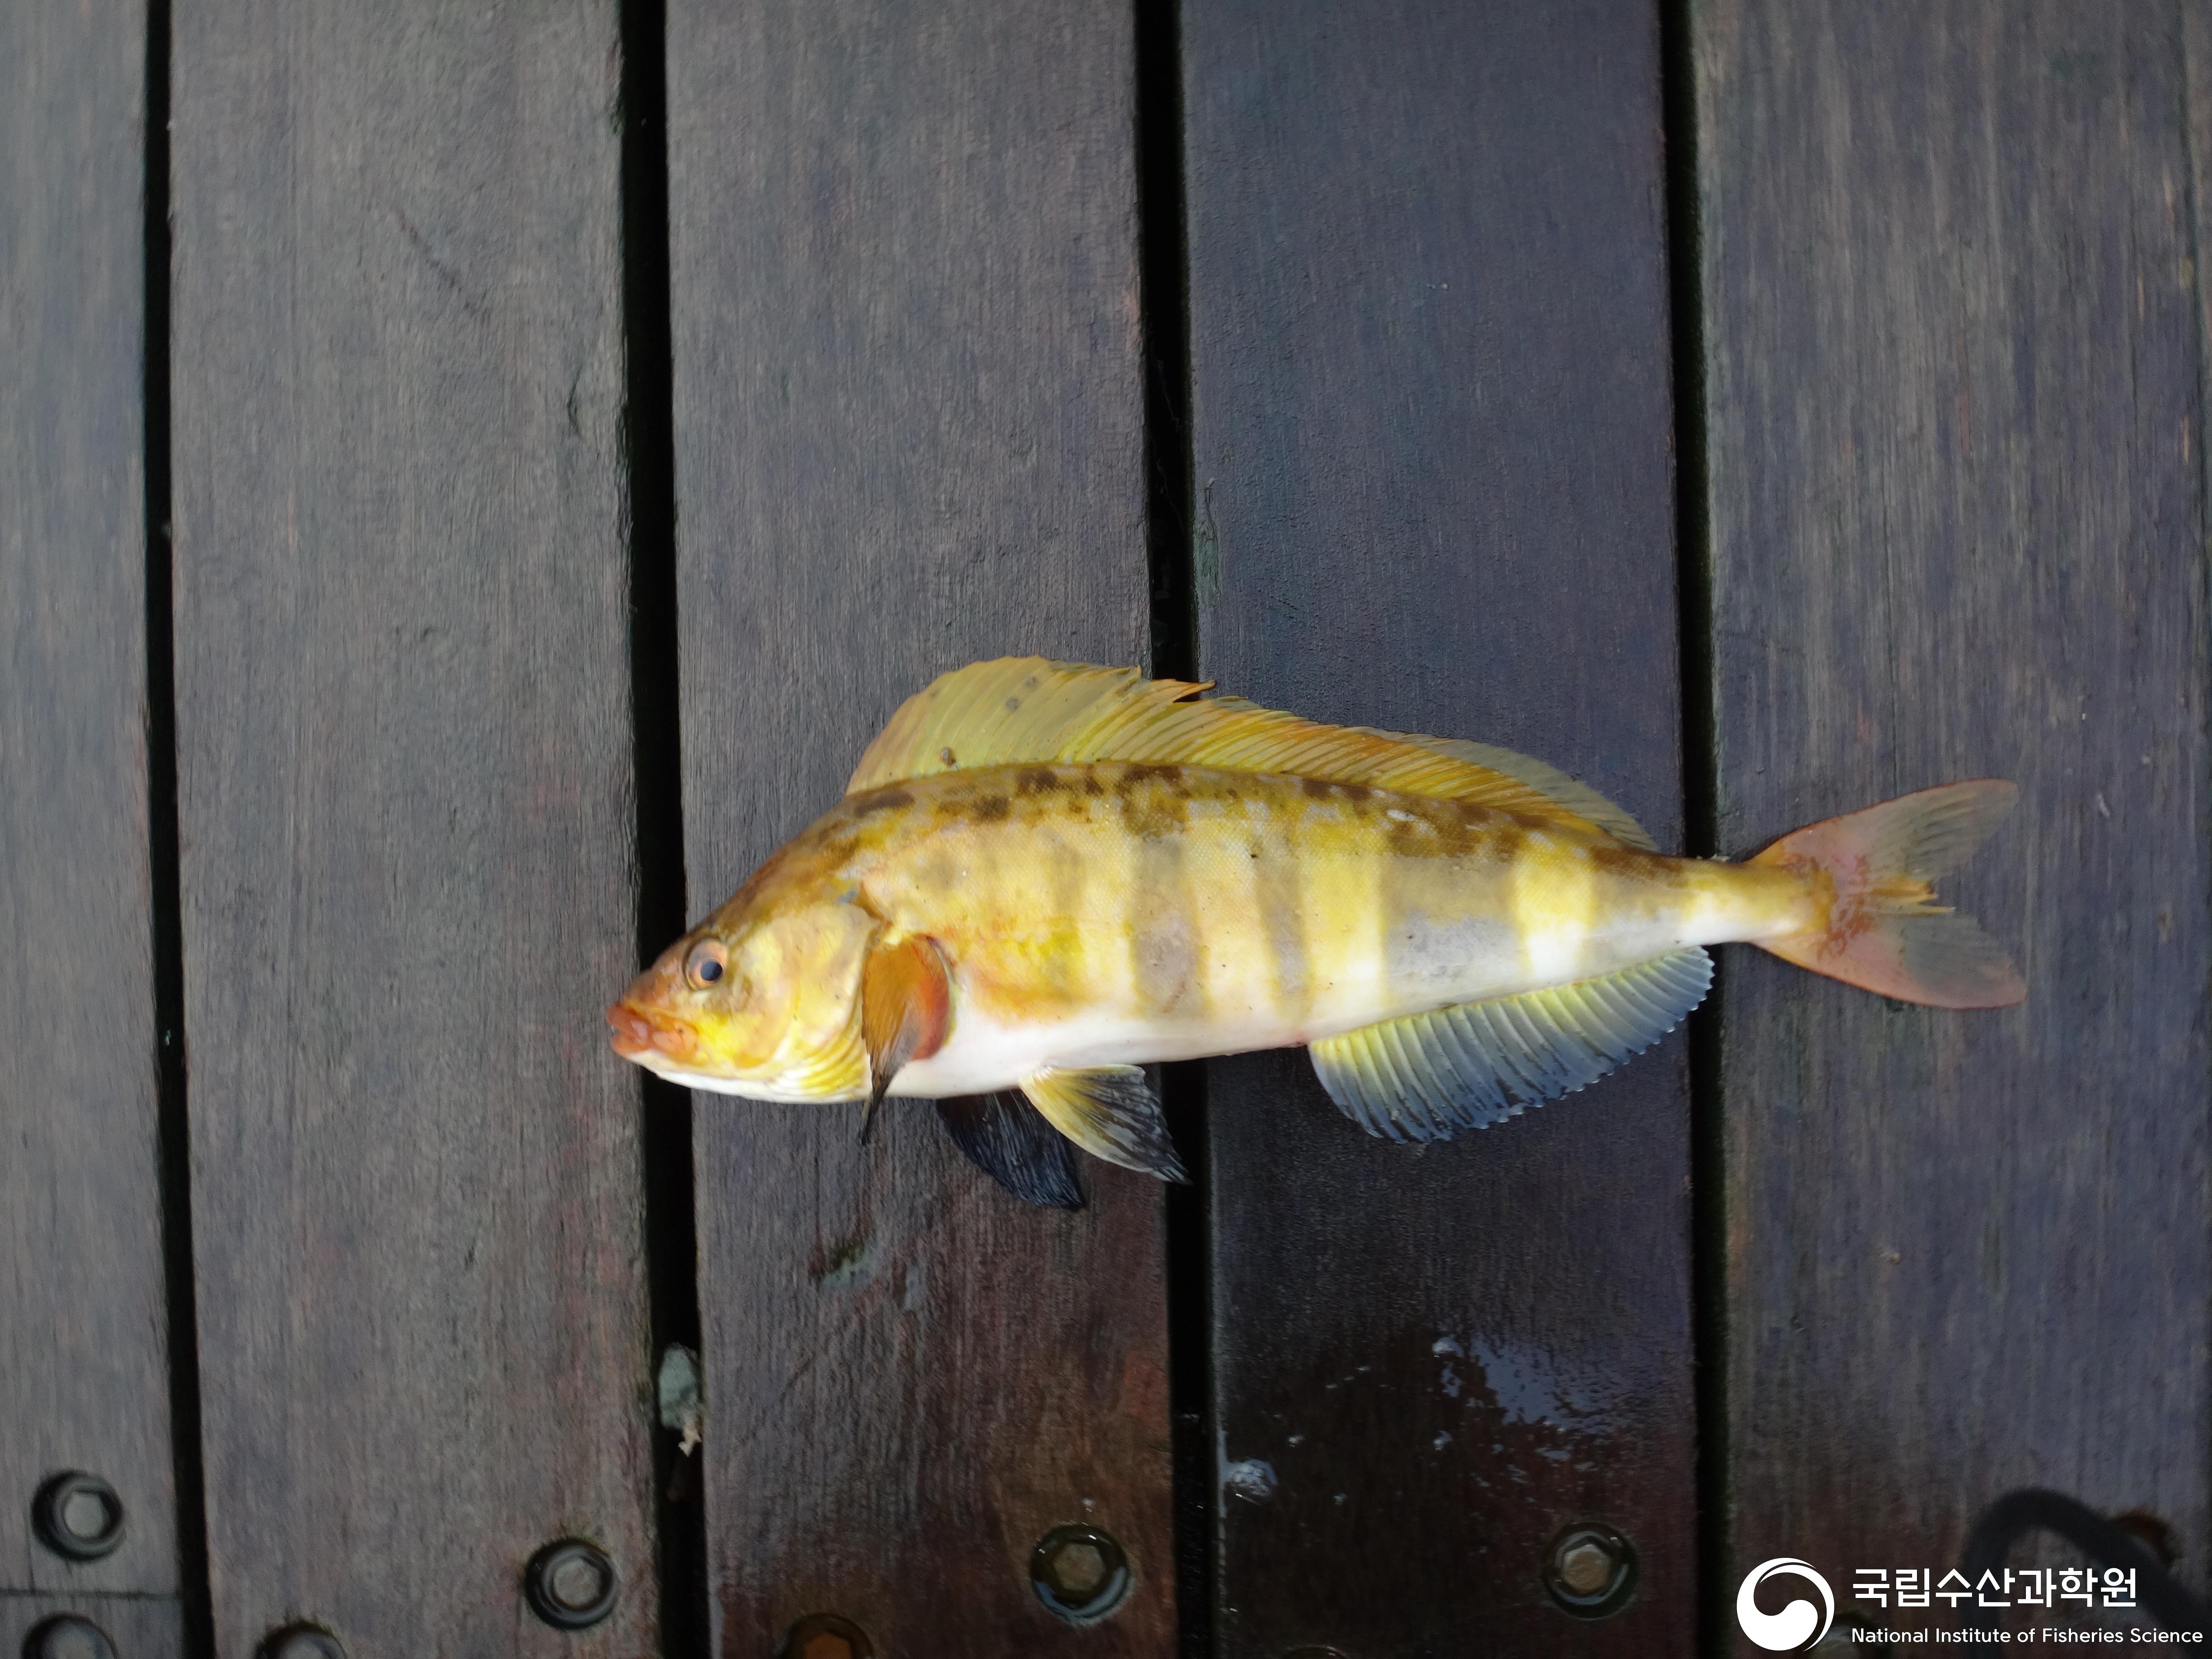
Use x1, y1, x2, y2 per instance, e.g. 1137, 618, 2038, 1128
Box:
1309, 948, 1712, 1143
934, 1093, 1084, 1209
1021, 1065, 1190, 1183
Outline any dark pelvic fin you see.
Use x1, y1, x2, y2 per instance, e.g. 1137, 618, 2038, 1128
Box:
1020, 1064, 1190, 1183
934, 1092, 1085, 1209
1308, 947, 1712, 1142
858, 934, 951, 1142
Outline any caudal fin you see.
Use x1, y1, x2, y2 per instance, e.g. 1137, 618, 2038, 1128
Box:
1749, 780, 2026, 1009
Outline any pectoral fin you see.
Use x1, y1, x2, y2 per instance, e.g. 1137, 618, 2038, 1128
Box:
1309, 948, 1712, 1142
934, 1093, 1085, 1210
859, 934, 951, 1142
1020, 1064, 1190, 1183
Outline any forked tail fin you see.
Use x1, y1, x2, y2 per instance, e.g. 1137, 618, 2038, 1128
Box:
1749, 780, 2026, 1009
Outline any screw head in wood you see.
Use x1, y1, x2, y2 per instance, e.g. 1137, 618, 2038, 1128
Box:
1030, 1523, 1132, 1626
24, 1618, 116, 1659
777, 1613, 873, 1659
523, 1538, 618, 1630
257, 1625, 344, 1659
1542, 1520, 1638, 1618
31, 1471, 124, 1561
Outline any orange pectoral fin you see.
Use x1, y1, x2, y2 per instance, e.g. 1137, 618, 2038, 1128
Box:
859, 934, 952, 1137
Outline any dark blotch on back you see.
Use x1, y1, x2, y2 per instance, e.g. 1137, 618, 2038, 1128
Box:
1384, 812, 1439, 860
1122, 762, 1186, 790
1295, 776, 1370, 802
973, 794, 1012, 822
1589, 841, 1680, 882
850, 785, 914, 817
1015, 767, 1062, 795
1434, 812, 1478, 858
1115, 764, 1190, 837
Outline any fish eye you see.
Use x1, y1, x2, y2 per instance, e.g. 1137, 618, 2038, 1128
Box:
684, 939, 728, 990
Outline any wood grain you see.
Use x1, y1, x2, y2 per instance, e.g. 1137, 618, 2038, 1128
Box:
663, 1, 1172, 1651
1180, 1, 1691, 1652
169, 3, 658, 1651
0, 0, 179, 1601
1696, 1, 2211, 1638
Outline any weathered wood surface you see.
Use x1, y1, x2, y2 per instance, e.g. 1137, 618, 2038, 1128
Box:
1181, 1, 1692, 1652
1697, 0, 2211, 1638
0, 0, 179, 1610
663, 0, 1175, 1650
169, 3, 658, 1651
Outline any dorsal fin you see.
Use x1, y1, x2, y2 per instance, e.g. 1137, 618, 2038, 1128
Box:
848, 658, 1647, 844
1351, 730, 1656, 851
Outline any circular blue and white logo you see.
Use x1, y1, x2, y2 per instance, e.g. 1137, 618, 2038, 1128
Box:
1736, 1557, 1835, 1652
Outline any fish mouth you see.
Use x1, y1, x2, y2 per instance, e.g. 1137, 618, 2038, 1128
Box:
606, 998, 700, 1065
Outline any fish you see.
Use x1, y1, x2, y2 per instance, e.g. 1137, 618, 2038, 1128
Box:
607, 657, 2025, 1208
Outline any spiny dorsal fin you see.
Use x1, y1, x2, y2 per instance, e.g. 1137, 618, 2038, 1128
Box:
848, 658, 1641, 843
1309, 947, 1711, 1142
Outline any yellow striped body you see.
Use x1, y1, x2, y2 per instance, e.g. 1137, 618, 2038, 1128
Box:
755, 760, 1821, 1099
609, 660, 2020, 1171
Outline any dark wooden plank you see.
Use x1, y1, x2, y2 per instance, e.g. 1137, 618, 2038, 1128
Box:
1181, 2, 1690, 1653
1697, 0, 2211, 1633
0, 0, 178, 1600
0, 1597, 182, 1659
663, 3, 1171, 1651
169, 3, 657, 1651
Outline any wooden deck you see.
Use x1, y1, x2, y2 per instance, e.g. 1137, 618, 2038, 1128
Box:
4, 2, 2205, 1656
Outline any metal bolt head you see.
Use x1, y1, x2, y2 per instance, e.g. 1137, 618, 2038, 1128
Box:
258, 1624, 344, 1659
1030, 1523, 1133, 1626
1542, 1521, 1638, 1618
25, 1618, 116, 1659
32, 1471, 125, 1561
778, 1613, 873, 1659
523, 1538, 618, 1631
1559, 1539, 1613, 1595
1052, 1539, 1107, 1597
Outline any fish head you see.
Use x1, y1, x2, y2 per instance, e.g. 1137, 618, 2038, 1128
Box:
607, 890, 875, 1100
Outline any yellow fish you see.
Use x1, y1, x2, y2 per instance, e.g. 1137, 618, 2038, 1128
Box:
608, 658, 2023, 1207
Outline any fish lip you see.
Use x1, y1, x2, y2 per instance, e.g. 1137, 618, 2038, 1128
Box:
607, 998, 694, 1063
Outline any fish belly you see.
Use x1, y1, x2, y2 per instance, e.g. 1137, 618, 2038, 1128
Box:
869, 763, 1801, 1097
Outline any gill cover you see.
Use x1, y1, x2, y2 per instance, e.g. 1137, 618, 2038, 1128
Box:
621, 898, 877, 1100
